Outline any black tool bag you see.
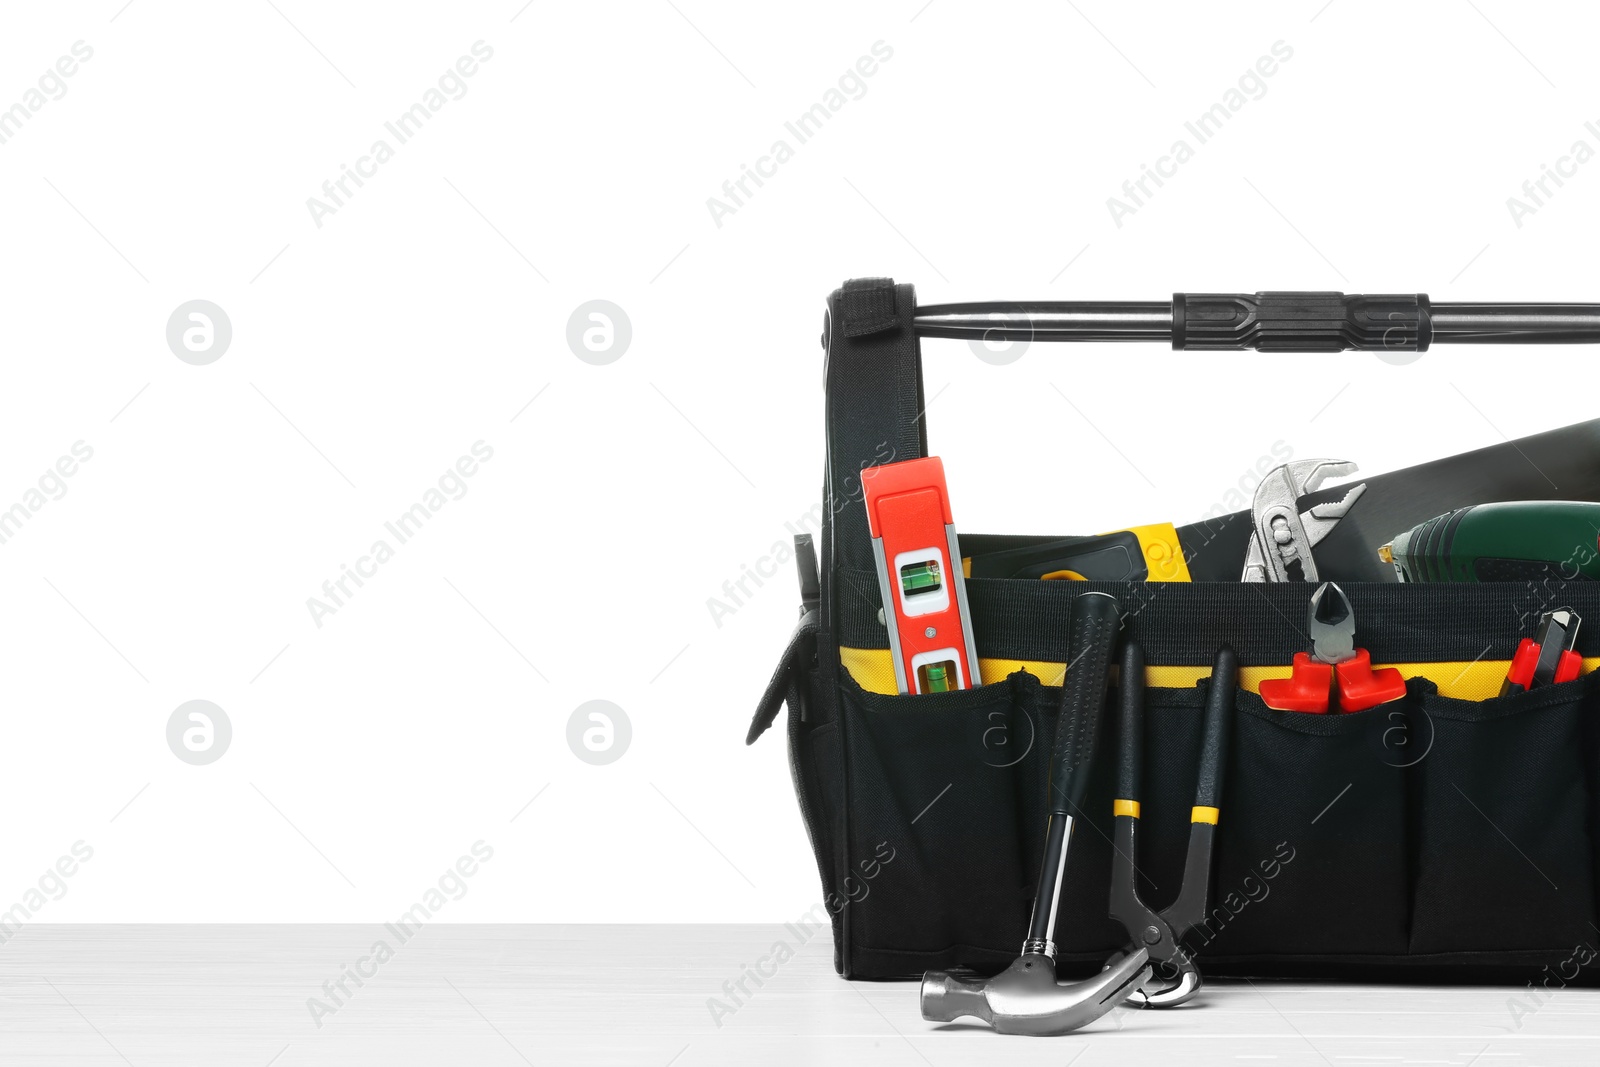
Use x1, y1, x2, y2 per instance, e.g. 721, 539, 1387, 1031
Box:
748, 278, 1600, 984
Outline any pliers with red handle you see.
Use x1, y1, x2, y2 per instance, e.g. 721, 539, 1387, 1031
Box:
1260, 582, 1407, 714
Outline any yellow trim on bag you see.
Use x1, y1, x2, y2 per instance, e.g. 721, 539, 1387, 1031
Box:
1192, 805, 1220, 825
837, 646, 1600, 702
1114, 799, 1140, 818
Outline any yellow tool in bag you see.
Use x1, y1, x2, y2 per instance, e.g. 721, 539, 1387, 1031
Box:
964, 523, 1192, 583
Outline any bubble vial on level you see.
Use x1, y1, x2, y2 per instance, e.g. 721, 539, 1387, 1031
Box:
900, 559, 943, 597
918, 660, 957, 693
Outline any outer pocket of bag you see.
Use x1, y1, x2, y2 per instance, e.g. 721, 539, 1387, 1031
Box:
1194, 688, 1412, 957
1409, 675, 1599, 955
838, 670, 1049, 967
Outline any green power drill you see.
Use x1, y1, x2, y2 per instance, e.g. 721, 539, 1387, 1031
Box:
1380, 501, 1600, 582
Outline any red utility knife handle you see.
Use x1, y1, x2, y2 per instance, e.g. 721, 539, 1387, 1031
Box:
1505, 638, 1541, 692
1506, 638, 1584, 691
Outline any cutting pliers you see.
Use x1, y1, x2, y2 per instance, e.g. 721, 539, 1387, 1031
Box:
1258, 582, 1406, 714
1106, 642, 1236, 1007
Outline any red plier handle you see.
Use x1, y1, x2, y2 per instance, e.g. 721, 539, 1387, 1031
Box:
1259, 584, 1405, 714
1260, 649, 1406, 714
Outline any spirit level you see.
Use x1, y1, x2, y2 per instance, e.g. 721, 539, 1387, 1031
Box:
862, 456, 982, 695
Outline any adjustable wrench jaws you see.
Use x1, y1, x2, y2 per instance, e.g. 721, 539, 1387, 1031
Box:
1242, 459, 1366, 582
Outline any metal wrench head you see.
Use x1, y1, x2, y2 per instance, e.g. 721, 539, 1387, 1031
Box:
1242, 459, 1362, 582
1265, 459, 1359, 502
1303, 482, 1367, 544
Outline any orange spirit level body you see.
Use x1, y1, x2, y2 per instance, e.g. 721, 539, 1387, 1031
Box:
862, 457, 982, 695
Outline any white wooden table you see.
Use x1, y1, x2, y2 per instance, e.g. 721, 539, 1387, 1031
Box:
1, 926, 1596, 1065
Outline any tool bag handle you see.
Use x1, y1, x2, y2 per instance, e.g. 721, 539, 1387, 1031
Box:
822, 279, 928, 582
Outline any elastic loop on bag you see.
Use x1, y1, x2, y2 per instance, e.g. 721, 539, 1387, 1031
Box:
840, 277, 900, 336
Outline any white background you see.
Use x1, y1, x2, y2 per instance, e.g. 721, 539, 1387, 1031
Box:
0, 0, 1595, 922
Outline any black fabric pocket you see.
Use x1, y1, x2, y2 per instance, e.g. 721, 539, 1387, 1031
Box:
1409, 675, 1600, 955
838, 670, 1077, 977
793, 705, 845, 968
818, 654, 1600, 979
1197, 688, 1412, 958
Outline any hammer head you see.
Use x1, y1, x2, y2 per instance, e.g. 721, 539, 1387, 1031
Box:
920, 949, 1152, 1036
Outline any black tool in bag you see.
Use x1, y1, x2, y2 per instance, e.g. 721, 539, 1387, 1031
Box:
748, 278, 1600, 985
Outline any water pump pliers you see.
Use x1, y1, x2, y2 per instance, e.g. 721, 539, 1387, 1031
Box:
1105, 641, 1236, 1007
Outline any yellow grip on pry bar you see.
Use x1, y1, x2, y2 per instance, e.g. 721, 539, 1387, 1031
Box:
1191, 805, 1219, 825
1113, 799, 1140, 818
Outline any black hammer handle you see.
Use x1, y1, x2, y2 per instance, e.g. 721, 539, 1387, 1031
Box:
1050, 592, 1123, 817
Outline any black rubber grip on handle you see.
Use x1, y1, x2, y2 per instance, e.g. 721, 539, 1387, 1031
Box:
1115, 640, 1144, 805
1193, 646, 1238, 810
1173, 292, 1433, 352
1050, 592, 1122, 816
